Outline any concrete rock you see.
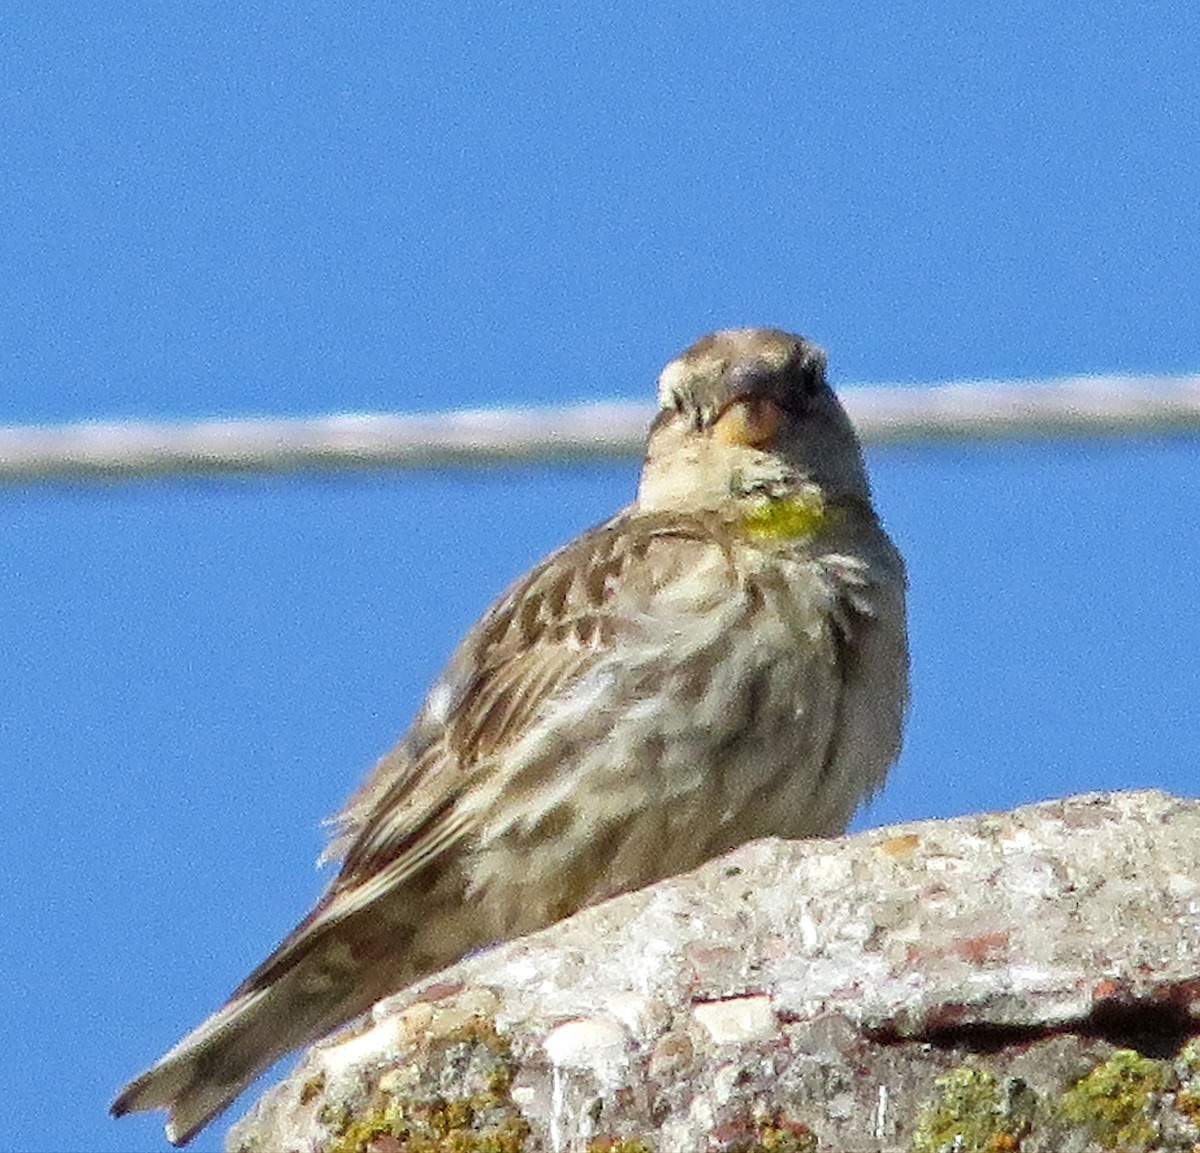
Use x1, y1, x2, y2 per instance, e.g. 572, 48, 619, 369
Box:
227, 790, 1200, 1153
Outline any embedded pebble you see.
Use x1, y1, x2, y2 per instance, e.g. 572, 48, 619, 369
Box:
692, 994, 777, 1043
543, 1016, 628, 1069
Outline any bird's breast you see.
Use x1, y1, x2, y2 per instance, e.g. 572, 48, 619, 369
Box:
466, 538, 888, 931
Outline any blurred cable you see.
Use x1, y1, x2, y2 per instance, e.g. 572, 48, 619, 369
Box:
2, 373, 1199, 483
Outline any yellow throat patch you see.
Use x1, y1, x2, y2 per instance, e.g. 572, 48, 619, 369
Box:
741, 492, 840, 543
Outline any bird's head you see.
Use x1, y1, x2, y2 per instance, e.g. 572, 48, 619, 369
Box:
637, 328, 871, 515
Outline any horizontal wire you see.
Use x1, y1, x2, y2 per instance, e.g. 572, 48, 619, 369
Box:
2, 373, 1198, 483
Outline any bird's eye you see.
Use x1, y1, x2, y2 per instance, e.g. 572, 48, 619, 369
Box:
795, 360, 825, 401
777, 388, 811, 419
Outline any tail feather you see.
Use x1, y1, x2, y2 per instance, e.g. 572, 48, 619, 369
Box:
111, 986, 291, 1146
110, 943, 392, 1146
112, 1057, 250, 1148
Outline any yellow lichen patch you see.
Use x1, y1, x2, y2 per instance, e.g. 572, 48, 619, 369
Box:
446, 1014, 517, 1096
586, 1139, 656, 1153
444, 1014, 513, 1056
911, 1066, 1033, 1153
1176, 1036, 1200, 1075
1173, 1087, 1200, 1129
1173, 1036, 1200, 1115
740, 494, 840, 543
1060, 1048, 1168, 1151
329, 1095, 530, 1153
327, 1014, 529, 1153
299, 1073, 327, 1106
750, 1117, 819, 1152
878, 832, 921, 858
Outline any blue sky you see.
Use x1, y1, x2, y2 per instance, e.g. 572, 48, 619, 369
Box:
2, 4, 1198, 1151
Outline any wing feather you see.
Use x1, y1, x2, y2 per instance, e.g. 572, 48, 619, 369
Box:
314, 509, 728, 910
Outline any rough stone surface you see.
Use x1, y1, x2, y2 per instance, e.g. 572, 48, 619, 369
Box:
226, 790, 1200, 1153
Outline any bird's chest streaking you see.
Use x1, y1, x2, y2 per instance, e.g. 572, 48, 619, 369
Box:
467, 496, 897, 934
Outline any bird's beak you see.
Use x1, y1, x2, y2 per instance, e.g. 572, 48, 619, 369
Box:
712, 395, 786, 448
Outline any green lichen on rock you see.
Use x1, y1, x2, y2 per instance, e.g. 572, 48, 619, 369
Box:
300, 1072, 327, 1105
441, 1014, 519, 1097
1174, 1035, 1200, 1077
1171, 1036, 1200, 1131
906, 1043, 1200, 1153
327, 1013, 530, 1153
749, 1116, 819, 1152
328, 1095, 529, 1153
542, 1109, 816, 1152
1059, 1047, 1168, 1151
711, 1112, 819, 1153
911, 1065, 1033, 1153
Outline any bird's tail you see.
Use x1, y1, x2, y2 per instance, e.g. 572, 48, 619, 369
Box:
110, 930, 396, 1146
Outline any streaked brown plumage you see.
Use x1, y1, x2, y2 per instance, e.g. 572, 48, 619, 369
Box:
112, 327, 909, 1145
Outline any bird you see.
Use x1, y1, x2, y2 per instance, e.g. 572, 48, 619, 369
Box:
111, 327, 909, 1146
